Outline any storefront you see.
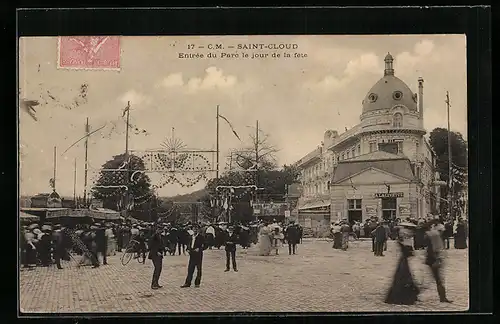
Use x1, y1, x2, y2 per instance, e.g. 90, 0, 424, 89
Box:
297, 200, 331, 229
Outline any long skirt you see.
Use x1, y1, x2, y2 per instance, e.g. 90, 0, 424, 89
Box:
107, 238, 117, 256
333, 232, 342, 249
385, 255, 420, 305
454, 231, 467, 249
258, 235, 272, 256
341, 233, 349, 250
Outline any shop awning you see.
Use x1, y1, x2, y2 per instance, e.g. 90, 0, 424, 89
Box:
46, 208, 121, 220
298, 200, 331, 210
20, 211, 39, 221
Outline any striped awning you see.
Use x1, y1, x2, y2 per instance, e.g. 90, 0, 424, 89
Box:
298, 200, 331, 211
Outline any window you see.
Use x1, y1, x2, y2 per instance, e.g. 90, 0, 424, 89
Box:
346, 151, 350, 159
393, 113, 403, 127
341, 153, 345, 160
393, 91, 403, 100
348, 199, 362, 210
357, 144, 361, 155
369, 142, 377, 153
381, 198, 397, 220
396, 141, 403, 154
378, 143, 399, 154
352, 148, 356, 157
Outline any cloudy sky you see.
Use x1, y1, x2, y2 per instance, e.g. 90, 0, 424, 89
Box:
19, 35, 467, 197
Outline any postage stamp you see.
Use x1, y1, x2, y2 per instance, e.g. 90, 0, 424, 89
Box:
57, 36, 120, 70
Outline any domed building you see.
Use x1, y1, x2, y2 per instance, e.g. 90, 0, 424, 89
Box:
294, 54, 442, 231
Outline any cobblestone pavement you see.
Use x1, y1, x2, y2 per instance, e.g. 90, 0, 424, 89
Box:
19, 239, 469, 313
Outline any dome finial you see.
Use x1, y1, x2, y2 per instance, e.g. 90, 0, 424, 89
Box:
384, 52, 394, 76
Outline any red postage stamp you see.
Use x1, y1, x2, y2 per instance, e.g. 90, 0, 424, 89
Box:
57, 36, 120, 70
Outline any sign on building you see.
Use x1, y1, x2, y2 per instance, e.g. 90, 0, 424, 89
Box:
304, 218, 312, 228
284, 210, 291, 218
374, 192, 404, 198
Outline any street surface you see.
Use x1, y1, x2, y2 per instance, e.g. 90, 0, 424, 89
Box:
19, 239, 469, 313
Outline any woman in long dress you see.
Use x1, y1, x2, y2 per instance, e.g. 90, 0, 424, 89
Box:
454, 219, 468, 249
385, 223, 420, 305
258, 225, 272, 256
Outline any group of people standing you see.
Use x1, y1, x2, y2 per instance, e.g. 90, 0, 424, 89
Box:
257, 220, 303, 256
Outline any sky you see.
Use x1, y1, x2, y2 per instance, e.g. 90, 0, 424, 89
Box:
18, 35, 467, 197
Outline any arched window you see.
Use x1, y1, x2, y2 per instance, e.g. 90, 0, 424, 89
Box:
393, 113, 403, 127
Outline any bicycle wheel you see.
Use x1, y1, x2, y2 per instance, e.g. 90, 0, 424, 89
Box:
121, 249, 133, 266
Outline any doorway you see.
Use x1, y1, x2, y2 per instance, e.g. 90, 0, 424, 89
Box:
381, 198, 397, 220
348, 210, 362, 224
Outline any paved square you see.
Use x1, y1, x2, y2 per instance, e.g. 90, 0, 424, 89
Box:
19, 239, 469, 313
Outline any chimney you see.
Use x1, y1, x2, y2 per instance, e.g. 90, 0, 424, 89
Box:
418, 77, 424, 119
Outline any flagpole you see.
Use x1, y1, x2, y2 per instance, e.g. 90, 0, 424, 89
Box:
446, 91, 453, 220
216, 105, 220, 180
215, 105, 220, 224
255, 120, 259, 202
83, 117, 89, 206
73, 158, 77, 204
53, 146, 57, 192
124, 101, 131, 218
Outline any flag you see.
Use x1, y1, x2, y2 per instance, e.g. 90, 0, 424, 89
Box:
122, 101, 130, 118
218, 114, 241, 141
49, 178, 55, 189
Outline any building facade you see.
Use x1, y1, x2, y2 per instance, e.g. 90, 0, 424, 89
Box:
295, 54, 443, 229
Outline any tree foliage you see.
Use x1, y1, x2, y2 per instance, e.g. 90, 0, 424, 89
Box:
91, 153, 152, 216
429, 128, 468, 215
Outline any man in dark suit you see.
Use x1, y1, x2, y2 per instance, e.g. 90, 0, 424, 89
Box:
224, 225, 239, 272
424, 221, 452, 303
95, 223, 108, 265
148, 226, 165, 289
372, 222, 387, 256
181, 225, 206, 288
285, 222, 300, 255
51, 224, 65, 269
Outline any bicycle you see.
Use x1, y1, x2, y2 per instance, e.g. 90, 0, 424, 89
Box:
121, 239, 145, 265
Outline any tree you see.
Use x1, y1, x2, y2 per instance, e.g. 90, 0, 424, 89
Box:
91, 153, 152, 214
200, 164, 301, 223
429, 128, 468, 216
229, 127, 279, 171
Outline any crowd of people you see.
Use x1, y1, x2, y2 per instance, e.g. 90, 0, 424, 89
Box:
19, 218, 304, 270
329, 215, 468, 254
20, 214, 466, 299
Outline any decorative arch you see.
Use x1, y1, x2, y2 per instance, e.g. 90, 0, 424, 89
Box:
393, 112, 403, 127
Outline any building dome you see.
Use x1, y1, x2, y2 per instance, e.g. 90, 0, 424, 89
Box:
362, 53, 418, 114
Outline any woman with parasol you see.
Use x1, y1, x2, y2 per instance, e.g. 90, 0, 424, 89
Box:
384, 221, 420, 305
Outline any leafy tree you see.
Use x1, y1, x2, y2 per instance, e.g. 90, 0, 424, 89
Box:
429, 128, 468, 216
200, 164, 301, 223
91, 153, 151, 215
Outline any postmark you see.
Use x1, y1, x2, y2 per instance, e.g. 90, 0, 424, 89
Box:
57, 36, 120, 70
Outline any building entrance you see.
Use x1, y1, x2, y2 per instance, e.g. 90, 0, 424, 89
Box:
381, 198, 397, 220
348, 210, 362, 224
347, 199, 362, 224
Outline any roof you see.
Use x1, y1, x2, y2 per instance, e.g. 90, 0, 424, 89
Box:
362, 56, 418, 114
332, 155, 415, 183
21, 207, 68, 212
343, 150, 407, 162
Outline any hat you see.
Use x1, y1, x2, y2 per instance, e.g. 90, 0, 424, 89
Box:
28, 223, 39, 230
399, 222, 417, 228
41, 225, 52, 231
53, 224, 61, 229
